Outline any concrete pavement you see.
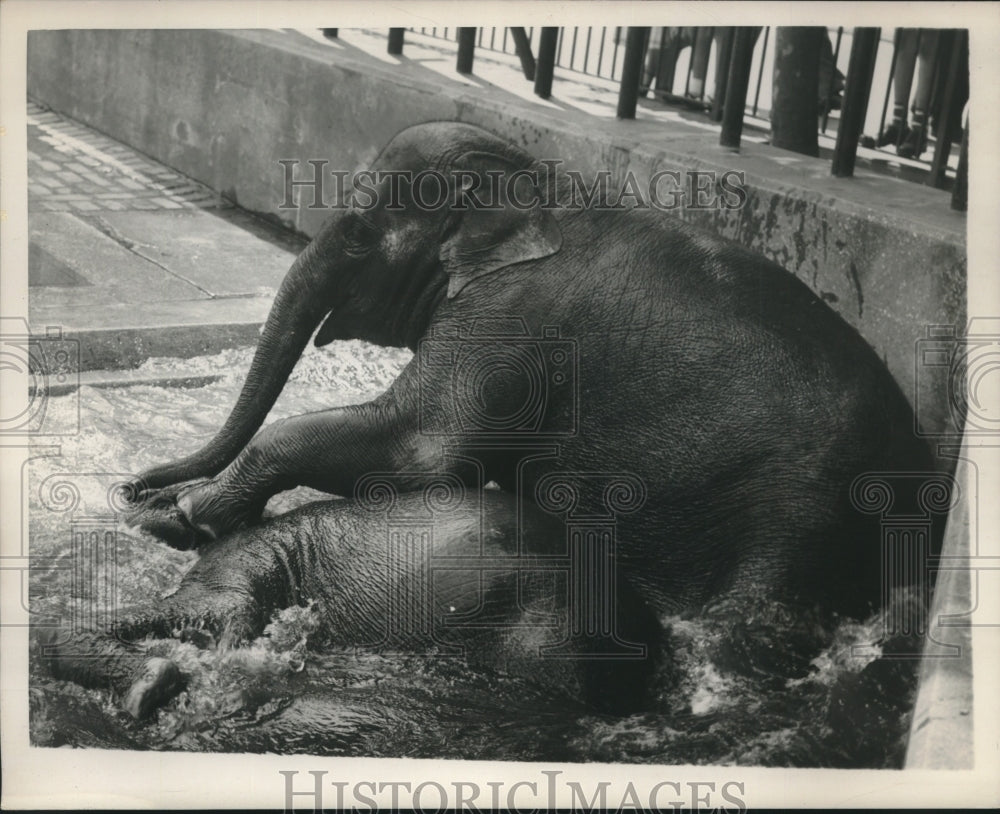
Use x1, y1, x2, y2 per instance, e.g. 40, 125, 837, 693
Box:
28, 101, 306, 372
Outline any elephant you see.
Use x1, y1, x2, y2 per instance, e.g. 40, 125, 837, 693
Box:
43, 489, 662, 721
128, 120, 939, 623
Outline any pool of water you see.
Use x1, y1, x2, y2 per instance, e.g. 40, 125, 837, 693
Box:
28, 341, 921, 766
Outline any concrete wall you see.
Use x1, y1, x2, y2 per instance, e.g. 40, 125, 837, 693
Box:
27, 28, 967, 439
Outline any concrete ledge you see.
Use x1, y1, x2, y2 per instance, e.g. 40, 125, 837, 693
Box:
26, 28, 967, 438
30, 296, 270, 370
905, 456, 975, 770
37, 369, 224, 397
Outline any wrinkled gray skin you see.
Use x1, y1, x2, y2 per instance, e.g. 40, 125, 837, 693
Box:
45, 490, 662, 719
130, 121, 937, 618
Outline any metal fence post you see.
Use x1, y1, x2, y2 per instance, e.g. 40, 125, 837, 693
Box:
831, 27, 880, 178
457, 28, 476, 73
616, 27, 649, 119
928, 30, 968, 190
388, 28, 405, 55
951, 120, 968, 212
719, 27, 757, 149
534, 27, 559, 98
509, 27, 536, 80
711, 27, 735, 122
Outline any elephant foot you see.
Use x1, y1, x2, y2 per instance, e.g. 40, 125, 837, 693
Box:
123, 480, 211, 549
39, 626, 189, 720
124, 478, 263, 548
122, 657, 185, 720
175, 480, 264, 543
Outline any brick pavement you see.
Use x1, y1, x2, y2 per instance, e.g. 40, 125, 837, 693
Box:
28, 101, 228, 213
27, 102, 305, 371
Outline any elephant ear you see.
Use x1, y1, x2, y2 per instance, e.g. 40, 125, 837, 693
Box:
441, 153, 562, 298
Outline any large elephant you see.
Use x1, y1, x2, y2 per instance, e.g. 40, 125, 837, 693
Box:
130, 121, 938, 620
46, 489, 662, 720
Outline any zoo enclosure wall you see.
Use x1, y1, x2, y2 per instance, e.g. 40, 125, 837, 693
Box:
25, 27, 966, 445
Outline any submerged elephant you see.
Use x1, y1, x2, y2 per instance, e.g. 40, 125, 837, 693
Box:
44, 489, 662, 720
129, 122, 937, 619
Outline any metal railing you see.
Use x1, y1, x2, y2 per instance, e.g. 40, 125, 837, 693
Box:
322, 27, 968, 210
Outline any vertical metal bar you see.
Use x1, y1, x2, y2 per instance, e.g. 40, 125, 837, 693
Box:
654, 29, 669, 93
477, 28, 483, 47
719, 27, 758, 149
951, 119, 968, 211
387, 28, 405, 55
570, 28, 579, 70
510, 27, 536, 80
711, 28, 735, 121
556, 27, 564, 66
877, 28, 902, 144
583, 28, 592, 73
597, 27, 607, 76
490, 28, 496, 50
457, 28, 476, 73
611, 26, 621, 78
502, 27, 508, 51
616, 27, 649, 119
752, 26, 769, 116
534, 27, 559, 98
832, 27, 880, 177
928, 31, 966, 188
821, 26, 845, 133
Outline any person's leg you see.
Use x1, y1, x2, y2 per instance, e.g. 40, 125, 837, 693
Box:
878, 29, 918, 147
641, 27, 665, 93
688, 27, 714, 98
899, 29, 941, 158
817, 29, 845, 113
655, 27, 692, 96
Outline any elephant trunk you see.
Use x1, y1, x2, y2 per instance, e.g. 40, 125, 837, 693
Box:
137, 244, 332, 491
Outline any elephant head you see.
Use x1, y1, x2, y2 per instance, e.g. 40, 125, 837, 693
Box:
137, 122, 563, 490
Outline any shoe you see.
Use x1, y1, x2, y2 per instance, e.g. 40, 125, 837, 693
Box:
876, 121, 909, 148
897, 125, 927, 159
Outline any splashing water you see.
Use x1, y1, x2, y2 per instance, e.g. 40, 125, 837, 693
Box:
28, 341, 922, 764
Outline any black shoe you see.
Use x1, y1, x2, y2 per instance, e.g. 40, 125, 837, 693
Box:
897, 125, 927, 159
876, 121, 909, 148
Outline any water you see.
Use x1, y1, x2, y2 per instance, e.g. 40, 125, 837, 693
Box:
28, 341, 920, 765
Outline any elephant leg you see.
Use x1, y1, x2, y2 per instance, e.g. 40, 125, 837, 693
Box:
147, 379, 452, 546
41, 533, 297, 718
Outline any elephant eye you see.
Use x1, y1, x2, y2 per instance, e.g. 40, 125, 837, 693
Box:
342, 213, 378, 254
